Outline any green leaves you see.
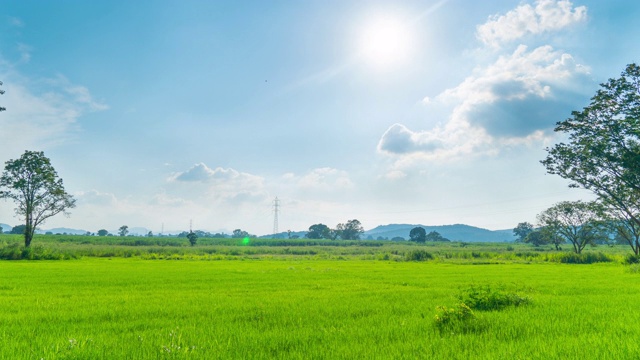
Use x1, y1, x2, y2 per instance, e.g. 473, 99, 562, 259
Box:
0, 151, 75, 246
542, 63, 640, 255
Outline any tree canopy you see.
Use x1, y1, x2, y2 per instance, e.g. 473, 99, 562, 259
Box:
513, 222, 534, 242
336, 219, 364, 240
537, 201, 602, 254
542, 63, 640, 254
409, 227, 426, 243
0, 151, 75, 247
306, 223, 331, 239
118, 225, 129, 237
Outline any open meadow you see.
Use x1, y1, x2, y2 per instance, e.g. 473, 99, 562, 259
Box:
0, 235, 639, 359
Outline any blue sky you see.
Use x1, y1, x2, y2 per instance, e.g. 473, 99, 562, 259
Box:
0, 0, 638, 235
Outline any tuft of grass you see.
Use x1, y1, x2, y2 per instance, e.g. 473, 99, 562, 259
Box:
457, 284, 530, 311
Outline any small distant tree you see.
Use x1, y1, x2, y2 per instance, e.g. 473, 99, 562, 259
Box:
409, 227, 427, 243
391, 236, 405, 241
232, 229, 250, 238
513, 222, 534, 243
0, 226, 3, 234
10, 224, 26, 234
187, 231, 198, 246
537, 201, 603, 254
147, 231, 153, 237
97, 229, 109, 236
306, 223, 331, 239
426, 231, 449, 242
118, 225, 129, 237
0, 151, 76, 247
337, 219, 364, 240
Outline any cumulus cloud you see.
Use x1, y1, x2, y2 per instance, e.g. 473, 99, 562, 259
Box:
440, 45, 590, 137
378, 0, 592, 164
477, 0, 587, 47
170, 163, 267, 202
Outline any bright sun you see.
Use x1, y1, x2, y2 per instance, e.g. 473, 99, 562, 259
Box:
357, 14, 414, 70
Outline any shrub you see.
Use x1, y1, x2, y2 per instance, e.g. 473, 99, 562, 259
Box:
624, 254, 640, 264
458, 284, 530, 311
405, 249, 433, 262
433, 303, 479, 333
549, 252, 613, 264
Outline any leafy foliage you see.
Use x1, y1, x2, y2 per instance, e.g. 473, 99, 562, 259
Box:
118, 225, 129, 237
457, 284, 530, 311
404, 249, 433, 261
335, 219, 364, 240
513, 222, 534, 242
409, 227, 426, 243
537, 201, 603, 254
433, 303, 479, 333
306, 223, 331, 239
0, 151, 76, 247
542, 63, 640, 255
187, 231, 198, 246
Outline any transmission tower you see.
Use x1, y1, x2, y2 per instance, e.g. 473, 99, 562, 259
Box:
273, 197, 280, 237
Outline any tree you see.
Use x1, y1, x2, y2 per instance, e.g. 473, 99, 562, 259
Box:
118, 225, 129, 237
409, 227, 427, 243
232, 229, 250, 238
595, 200, 640, 255
336, 219, 364, 240
426, 231, 449, 242
513, 222, 534, 243
10, 224, 26, 235
0, 80, 5, 112
537, 201, 603, 254
97, 229, 109, 236
0, 226, 3, 234
187, 231, 198, 246
147, 231, 153, 237
523, 230, 549, 247
542, 63, 640, 254
306, 223, 331, 239
0, 151, 76, 247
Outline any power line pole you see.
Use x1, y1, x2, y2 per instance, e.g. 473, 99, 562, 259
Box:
273, 197, 279, 237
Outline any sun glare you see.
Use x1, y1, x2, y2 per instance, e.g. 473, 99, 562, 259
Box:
357, 14, 414, 70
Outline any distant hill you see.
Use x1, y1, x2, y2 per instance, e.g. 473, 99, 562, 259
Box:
44, 227, 89, 235
364, 224, 516, 242
0, 223, 12, 233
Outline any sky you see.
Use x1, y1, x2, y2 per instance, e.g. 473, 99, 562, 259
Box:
0, 0, 639, 235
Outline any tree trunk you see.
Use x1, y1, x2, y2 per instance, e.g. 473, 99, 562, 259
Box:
24, 221, 34, 247
24, 232, 32, 247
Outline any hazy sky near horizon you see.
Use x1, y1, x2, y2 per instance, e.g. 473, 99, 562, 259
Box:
0, 0, 638, 235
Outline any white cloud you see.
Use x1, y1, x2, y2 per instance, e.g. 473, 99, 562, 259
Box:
0, 69, 108, 162
477, 0, 587, 47
170, 163, 268, 202
282, 167, 354, 192
75, 190, 117, 206
378, 1, 592, 164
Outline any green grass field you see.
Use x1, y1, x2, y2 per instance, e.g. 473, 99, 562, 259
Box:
0, 235, 638, 359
